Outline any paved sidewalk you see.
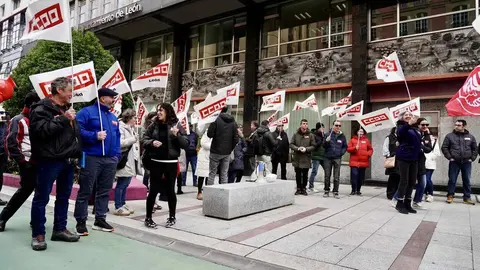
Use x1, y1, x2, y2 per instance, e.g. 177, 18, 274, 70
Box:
1, 175, 479, 270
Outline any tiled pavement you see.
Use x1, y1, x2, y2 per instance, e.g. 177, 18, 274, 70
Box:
1, 175, 479, 270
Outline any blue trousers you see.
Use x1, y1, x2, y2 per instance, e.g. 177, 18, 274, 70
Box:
413, 174, 426, 203
182, 155, 198, 185
448, 161, 472, 199
115, 176, 132, 209
350, 167, 366, 192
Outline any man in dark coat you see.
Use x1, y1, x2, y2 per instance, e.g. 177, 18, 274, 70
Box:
272, 124, 289, 180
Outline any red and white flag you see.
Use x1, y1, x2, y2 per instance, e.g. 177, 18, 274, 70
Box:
216, 82, 241, 106
321, 91, 352, 116
446, 65, 480, 116
131, 58, 171, 91
172, 88, 192, 116
375, 52, 405, 82
193, 91, 227, 124
98, 61, 130, 95
135, 97, 147, 127
301, 94, 319, 112
178, 114, 190, 135
390, 97, 421, 119
21, 0, 71, 44
269, 113, 290, 132
110, 95, 122, 117
337, 100, 364, 121
358, 108, 395, 133
190, 112, 199, 125
292, 101, 308, 111
260, 90, 286, 112
29, 61, 97, 103
267, 110, 278, 123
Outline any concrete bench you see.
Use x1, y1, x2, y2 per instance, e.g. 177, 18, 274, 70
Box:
202, 181, 295, 220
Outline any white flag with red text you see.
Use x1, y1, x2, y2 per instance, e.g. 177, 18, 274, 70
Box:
178, 114, 190, 135
110, 95, 122, 117
260, 90, 285, 112
301, 94, 319, 112
375, 52, 405, 82
321, 91, 352, 116
135, 97, 148, 127
131, 58, 171, 91
172, 88, 192, 116
216, 82, 241, 105
337, 100, 364, 121
269, 113, 290, 132
292, 101, 309, 111
389, 97, 421, 119
193, 91, 227, 125
21, 0, 71, 43
358, 108, 395, 133
267, 110, 278, 123
29, 61, 97, 103
98, 61, 131, 95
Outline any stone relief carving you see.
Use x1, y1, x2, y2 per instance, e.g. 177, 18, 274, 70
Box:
134, 76, 172, 104
368, 28, 480, 79
257, 47, 352, 90
182, 64, 245, 98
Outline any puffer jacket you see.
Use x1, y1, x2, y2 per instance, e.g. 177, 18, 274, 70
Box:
196, 133, 212, 178
230, 137, 247, 170
207, 113, 238, 155
418, 131, 433, 176
323, 130, 347, 159
442, 129, 478, 163
142, 119, 189, 161
347, 135, 373, 168
425, 137, 441, 170
311, 129, 325, 161
255, 125, 277, 155
116, 121, 137, 177
290, 128, 315, 168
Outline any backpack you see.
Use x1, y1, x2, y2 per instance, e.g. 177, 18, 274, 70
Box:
254, 133, 267, 156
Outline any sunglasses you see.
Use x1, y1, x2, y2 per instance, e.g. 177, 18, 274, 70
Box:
421, 124, 429, 127
334, 124, 341, 127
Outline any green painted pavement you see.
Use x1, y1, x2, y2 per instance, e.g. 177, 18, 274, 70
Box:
0, 207, 232, 270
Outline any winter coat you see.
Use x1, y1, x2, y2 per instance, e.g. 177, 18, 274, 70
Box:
347, 135, 373, 168
418, 131, 433, 176
230, 137, 247, 170
116, 121, 137, 178
395, 121, 421, 162
207, 113, 239, 155
186, 132, 198, 157
311, 129, 325, 161
290, 128, 315, 168
323, 130, 347, 159
142, 119, 189, 162
272, 129, 289, 162
441, 129, 478, 163
383, 132, 399, 175
196, 133, 212, 178
255, 125, 277, 155
425, 137, 441, 170
6, 109, 32, 163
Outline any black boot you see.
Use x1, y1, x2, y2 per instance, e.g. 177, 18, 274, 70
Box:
404, 199, 417, 214
395, 199, 409, 214
0, 220, 5, 232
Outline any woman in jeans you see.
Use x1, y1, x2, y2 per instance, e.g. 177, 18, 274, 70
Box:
394, 111, 421, 214
424, 135, 441, 202
347, 127, 373, 196
412, 118, 433, 209
142, 103, 188, 228
114, 109, 138, 216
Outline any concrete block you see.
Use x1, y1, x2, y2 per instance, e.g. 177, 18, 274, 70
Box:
203, 181, 295, 220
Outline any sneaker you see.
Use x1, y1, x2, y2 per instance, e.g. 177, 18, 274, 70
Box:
356, 191, 362, 196
177, 189, 184, 195
446, 195, 454, 204
0, 220, 6, 232
464, 198, 476, 205
76, 221, 89, 236
197, 192, 203, 200
0, 199, 7, 206
144, 218, 157, 229
166, 217, 176, 228
31, 235, 47, 251
333, 193, 340, 199
295, 189, 301, 195
113, 207, 131, 216
92, 219, 114, 232
323, 192, 330, 198
391, 198, 397, 208
425, 195, 433, 202
413, 202, 423, 209
154, 202, 163, 210
302, 189, 308, 196
51, 229, 80, 242
349, 191, 356, 196
122, 204, 135, 214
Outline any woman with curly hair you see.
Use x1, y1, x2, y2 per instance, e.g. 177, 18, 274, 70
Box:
142, 103, 188, 228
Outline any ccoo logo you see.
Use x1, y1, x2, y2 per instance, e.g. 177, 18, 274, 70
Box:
102, 69, 125, 89
39, 69, 95, 97
361, 113, 388, 126
137, 63, 169, 79
199, 98, 226, 119
28, 4, 64, 33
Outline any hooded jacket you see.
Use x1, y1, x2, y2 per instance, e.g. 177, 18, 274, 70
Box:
347, 135, 373, 168
255, 125, 277, 156
207, 112, 239, 155
441, 129, 478, 163
290, 128, 315, 168
29, 98, 82, 160
311, 128, 325, 160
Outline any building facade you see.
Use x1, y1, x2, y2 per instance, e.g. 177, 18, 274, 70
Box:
2, 0, 480, 187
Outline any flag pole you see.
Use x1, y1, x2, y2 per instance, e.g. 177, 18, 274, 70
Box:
403, 79, 412, 100
162, 88, 167, 103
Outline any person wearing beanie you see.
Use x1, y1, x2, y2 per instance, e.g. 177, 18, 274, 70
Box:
74, 87, 121, 236
0, 92, 40, 232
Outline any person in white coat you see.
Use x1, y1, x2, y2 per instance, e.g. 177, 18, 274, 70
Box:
424, 135, 441, 202
113, 109, 138, 216
196, 129, 212, 200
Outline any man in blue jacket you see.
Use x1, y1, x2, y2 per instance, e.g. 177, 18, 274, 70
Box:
74, 88, 121, 236
323, 120, 347, 199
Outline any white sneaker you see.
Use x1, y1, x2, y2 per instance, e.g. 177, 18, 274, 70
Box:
413, 202, 423, 209
113, 207, 130, 216
309, 188, 319, 193
123, 204, 135, 214
425, 195, 433, 202
391, 198, 397, 208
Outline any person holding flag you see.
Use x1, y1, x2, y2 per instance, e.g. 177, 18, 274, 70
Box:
323, 121, 347, 199
74, 88, 121, 236
346, 127, 373, 196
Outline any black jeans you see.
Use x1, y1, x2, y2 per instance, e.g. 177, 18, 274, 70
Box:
272, 156, 287, 180
324, 158, 341, 193
396, 159, 418, 200
0, 154, 7, 193
0, 162, 36, 222
147, 162, 177, 219
295, 168, 309, 190
386, 173, 400, 199
228, 170, 243, 183
350, 167, 366, 193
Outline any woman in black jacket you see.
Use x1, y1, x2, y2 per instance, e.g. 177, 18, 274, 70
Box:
412, 118, 433, 208
383, 127, 399, 200
142, 103, 188, 228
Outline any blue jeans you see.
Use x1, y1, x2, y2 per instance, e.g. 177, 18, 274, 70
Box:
114, 177, 132, 209
413, 174, 426, 203
74, 155, 117, 222
448, 161, 472, 199
308, 160, 324, 188
31, 160, 74, 237
350, 167, 366, 193
424, 169, 434, 196
182, 155, 198, 185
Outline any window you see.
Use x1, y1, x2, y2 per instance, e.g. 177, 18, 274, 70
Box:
12, 0, 20, 10
103, 0, 112, 14
132, 34, 173, 79
414, 13, 428, 34
78, 0, 87, 23
0, 5, 5, 17
10, 13, 23, 45
452, 5, 469, 27
260, 0, 351, 59
90, 0, 99, 19
1, 20, 10, 50
187, 16, 246, 71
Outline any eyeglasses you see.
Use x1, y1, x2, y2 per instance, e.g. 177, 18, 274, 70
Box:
334, 124, 341, 127
421, 124, 429, 127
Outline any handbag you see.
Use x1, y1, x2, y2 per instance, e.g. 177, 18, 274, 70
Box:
384, 156, 395, 169
117, 145, 133, 170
